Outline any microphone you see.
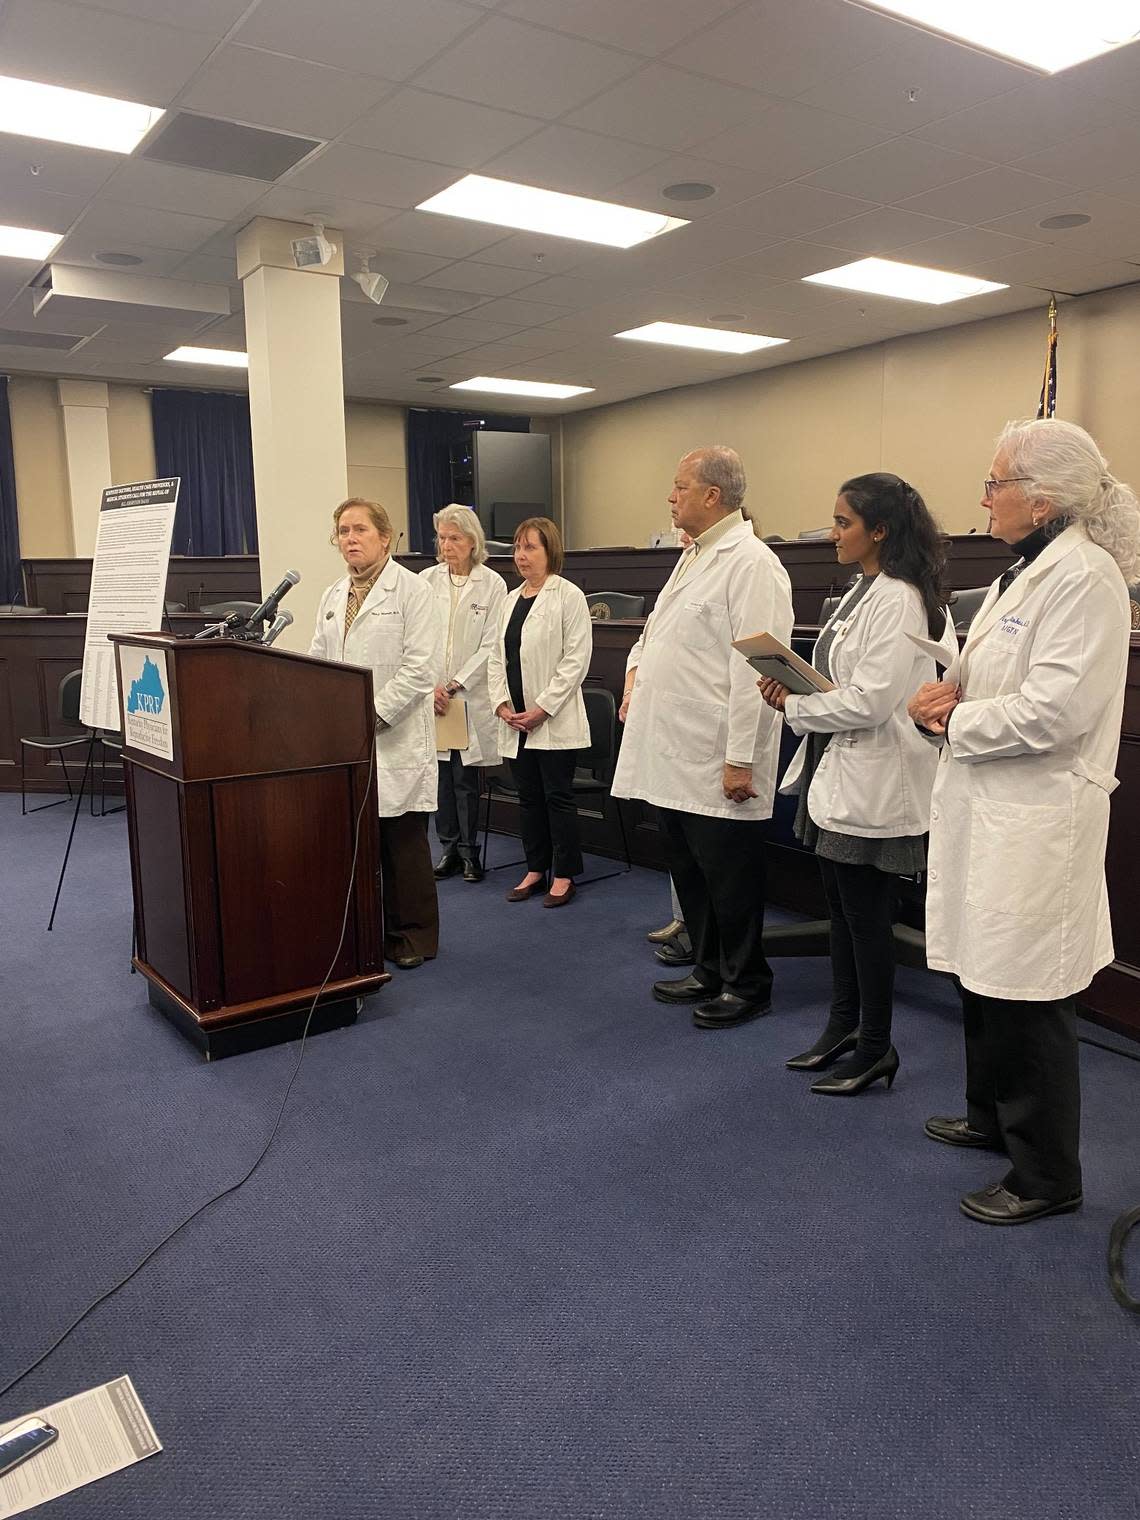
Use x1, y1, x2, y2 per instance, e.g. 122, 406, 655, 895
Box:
244, 569, 300, 630
261, 610, 293, 646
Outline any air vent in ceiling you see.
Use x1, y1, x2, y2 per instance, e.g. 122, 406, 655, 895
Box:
0, 328, 87, 351
141, 112, 321, 181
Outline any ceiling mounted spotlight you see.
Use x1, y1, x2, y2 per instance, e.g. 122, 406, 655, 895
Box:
94, 250, 143, 265
416, 375, 445, 384
373, 314, 408, 326
291, 219, 335, 268
1038, 213, 1092, 229
352, 252, 389, 305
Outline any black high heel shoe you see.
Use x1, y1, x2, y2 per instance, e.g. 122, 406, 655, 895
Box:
810, 1046, 899, 1096
785, 1029, 859, 1071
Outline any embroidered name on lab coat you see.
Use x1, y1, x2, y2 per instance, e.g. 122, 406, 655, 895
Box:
998, 613, 1029, 638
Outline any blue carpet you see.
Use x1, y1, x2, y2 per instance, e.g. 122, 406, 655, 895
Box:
1, 793, 1138, 1519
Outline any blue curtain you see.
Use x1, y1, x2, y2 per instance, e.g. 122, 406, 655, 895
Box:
405, 408, 528, 553
0, 377, 21, 604
152, 389, 258, 555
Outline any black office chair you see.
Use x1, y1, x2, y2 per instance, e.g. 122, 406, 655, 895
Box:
586, 591, 645, 620
949, 586, 990, 632
480, 686, 631, 884
198, 598, 260, 619
19, 669, 98, 815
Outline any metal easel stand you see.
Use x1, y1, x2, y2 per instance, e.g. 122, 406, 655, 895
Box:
46, 735, 98, 932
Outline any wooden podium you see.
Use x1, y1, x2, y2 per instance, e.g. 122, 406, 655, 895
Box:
110, 632, 389, 1058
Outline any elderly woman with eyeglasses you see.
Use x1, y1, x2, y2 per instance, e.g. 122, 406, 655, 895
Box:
909, 419, 1140, 1227
420, 504, 508, 882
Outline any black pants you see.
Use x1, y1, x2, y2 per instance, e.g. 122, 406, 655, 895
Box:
509, 742, 583, 878
380, 811, 439, 961
436, 751, 481, 861
961, 986, 1082, 1201
818, 857, 897, 1057
657, 807, 772, 1002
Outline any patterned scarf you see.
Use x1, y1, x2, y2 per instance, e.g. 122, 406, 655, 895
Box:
344, 564, 382, 636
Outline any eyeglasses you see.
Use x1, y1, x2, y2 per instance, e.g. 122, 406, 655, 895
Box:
983, 476, 1030, 500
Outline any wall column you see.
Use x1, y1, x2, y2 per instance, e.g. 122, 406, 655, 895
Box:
237, 216, 348, 650
57, 380, 113, 557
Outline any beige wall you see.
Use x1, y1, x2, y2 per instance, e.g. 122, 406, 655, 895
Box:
558, 281, 1140, 547
8, 377, 158, 558
345, 400, 408, 548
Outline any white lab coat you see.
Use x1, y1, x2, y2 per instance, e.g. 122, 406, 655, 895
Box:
612, 519, 794, 819
780, 573, 958, 836
420, 560, 508, 767
308, 557, 438, 817
487, 574, 592, 757
925, 524, 1129, 1000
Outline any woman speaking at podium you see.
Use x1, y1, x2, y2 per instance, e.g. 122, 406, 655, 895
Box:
309, 497, 439, 970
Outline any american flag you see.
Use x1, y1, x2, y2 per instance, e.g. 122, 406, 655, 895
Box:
1037, 294, 1058, 419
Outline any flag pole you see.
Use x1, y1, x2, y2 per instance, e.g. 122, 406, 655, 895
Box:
1037, 294, 1058, 419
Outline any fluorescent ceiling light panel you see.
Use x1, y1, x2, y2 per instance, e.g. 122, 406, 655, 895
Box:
615, 321, 789, 354
417, 175, 688, 249
450, 376, 594, 399
849, 1, 1140, 74
0, 74, 163, 153
803, 257, 1007, 305
0, 224, 62, 260
164, 346, 248, 368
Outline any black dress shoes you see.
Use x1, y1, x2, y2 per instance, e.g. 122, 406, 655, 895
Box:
785, 1029, 859, 1071
810, 1046, 899, 1096
692, 992, 771, 1028
960, 1182, 1083, 1226
924, 1115, 1005, 1151
655, 930, 694, 966
647, 918, 685, 944
652, 973, 718, 1005
433, 852, 462, 879
462, 858, 483, 882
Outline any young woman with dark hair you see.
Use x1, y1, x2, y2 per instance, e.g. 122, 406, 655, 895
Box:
758, 473, 955, 1095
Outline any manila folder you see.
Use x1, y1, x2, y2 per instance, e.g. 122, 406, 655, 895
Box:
435, 696, 469, 752
731, 631, 835, 695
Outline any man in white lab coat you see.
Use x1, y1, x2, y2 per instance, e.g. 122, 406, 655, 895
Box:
612, 447, 795, 1027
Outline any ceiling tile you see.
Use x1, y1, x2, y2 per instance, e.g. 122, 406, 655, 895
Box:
233, 0, 485, 81
344, 89, 541, 169
979, 191, 1140, 260
0, 140, 120, 202
463, 294, 574, 325
913, 75, 1129, 164
708, 183, 879, 243
102, 160, 268, 221
970, 246, 1140, 296
413, 16, 640, 118
720, 239, 875, 282
891, 226, 1047, 271
517, 274, 645, 307
496, 0, 739, 56
419, 313, 527, 342
801, 137, 993, 205
662, 0, 898, 97
0, 185, 86, 235
607, 156, 783, 221
57, 0, 249, 30
361, 250, 455, 284
248, 186, 402, 239
898, 167, 1077, 225
809, 206, 964, 256
67, 201, 227, 253
691, 99, 893, 181
562, 63, 768, 152
419, 261, 548, 296
468, 233, 590, 276
1013, 121, 1140, 192
286, 145, 458, 209
52, 237, 191, 276
483, 126, 666, 197
794, 26, 1028, 133
0, 0, 215, 103
180, 46, 394, 140
372, 209, 508, 259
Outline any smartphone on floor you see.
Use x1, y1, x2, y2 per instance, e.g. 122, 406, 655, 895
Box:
0, 1417, 59, 1477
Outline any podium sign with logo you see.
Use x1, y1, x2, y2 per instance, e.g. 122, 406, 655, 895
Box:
118, 645, 173, 760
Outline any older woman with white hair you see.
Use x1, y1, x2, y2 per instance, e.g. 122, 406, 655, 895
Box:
909, 419, 1140, 1227
420, 505, 508, 882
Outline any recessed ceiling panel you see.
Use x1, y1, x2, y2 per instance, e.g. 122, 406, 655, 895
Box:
142, 112, 321, 181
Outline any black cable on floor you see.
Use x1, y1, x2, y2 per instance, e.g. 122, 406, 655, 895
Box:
0, 746, 377, 1403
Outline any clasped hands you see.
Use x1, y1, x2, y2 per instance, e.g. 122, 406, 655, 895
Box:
907, 681, 961, 736
496, 701, 549, 734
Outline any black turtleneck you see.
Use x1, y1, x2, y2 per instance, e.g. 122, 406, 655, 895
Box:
1011, 515, 1071, 565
